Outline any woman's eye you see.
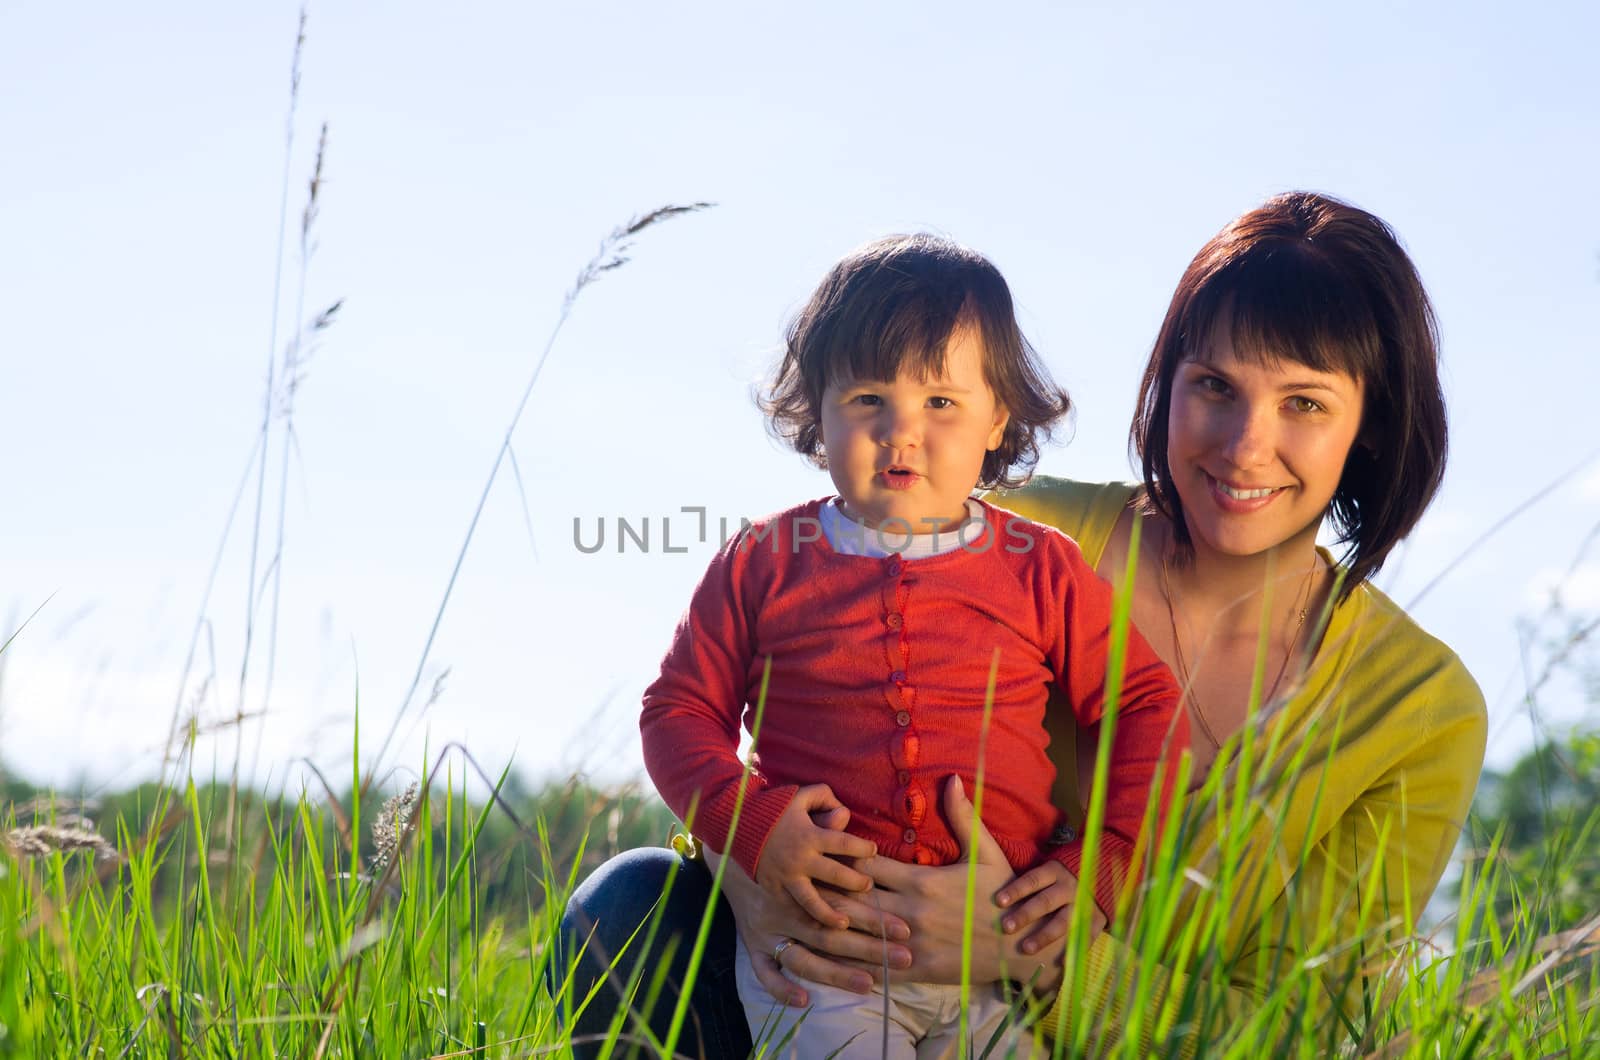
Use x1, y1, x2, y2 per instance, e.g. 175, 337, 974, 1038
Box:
1288, 396, 1323, 414
1196, 375, 1230, 397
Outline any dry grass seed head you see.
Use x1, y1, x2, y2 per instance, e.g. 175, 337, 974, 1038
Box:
370, 781, 419, 875
4, 825, 119, 862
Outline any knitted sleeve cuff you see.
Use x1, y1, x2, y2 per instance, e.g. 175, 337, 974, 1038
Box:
1047, 831, 1134, 923
710, 783, 798, 881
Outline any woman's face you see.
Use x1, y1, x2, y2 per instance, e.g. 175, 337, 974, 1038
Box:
1166, 324, 1366, 561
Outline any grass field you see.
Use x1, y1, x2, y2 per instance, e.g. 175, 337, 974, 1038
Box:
1, 708, 1596, 1057
4, 11, 1596, 1057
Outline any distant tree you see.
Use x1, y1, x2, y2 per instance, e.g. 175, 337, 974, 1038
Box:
1467, 577, 1600, 931
1473, 704, 1600, 931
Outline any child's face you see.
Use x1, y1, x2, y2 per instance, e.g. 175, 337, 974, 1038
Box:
818, 325, 1009, 532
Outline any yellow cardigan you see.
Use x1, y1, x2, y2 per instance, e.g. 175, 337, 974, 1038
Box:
998, 478, 1488, 1056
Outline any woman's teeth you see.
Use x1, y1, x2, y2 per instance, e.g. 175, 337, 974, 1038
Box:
1215, 480, 1279, 500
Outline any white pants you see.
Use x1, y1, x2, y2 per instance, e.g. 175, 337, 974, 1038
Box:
735, 947, 1040, 1059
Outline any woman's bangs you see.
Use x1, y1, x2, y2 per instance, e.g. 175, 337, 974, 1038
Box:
1191, 251, 1383, 384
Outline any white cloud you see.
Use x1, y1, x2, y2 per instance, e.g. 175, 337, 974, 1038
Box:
1522, 561, 1600, 611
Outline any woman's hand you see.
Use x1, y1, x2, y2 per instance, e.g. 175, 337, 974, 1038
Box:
862, 776, 1067, 991
714, 805, 913, 1008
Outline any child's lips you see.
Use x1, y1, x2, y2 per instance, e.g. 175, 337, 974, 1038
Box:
880, 468, 920, 491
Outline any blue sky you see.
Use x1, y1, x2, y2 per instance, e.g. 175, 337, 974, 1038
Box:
2, 1, 1597, 793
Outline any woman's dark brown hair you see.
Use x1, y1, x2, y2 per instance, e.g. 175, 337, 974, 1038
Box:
761, 233, 1071, 490
1132, 191, 1448, 593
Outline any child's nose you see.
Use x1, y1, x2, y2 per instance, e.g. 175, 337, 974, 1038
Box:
877, 407, 922, 448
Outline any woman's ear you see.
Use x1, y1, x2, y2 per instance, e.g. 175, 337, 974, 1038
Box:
1356, 423, 1380, 456
1352, 406, 1381, 456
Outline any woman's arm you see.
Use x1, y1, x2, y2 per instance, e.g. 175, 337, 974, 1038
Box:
1032, 667, 1487, 1056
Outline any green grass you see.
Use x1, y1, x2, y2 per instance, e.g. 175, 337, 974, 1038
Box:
0, 756, 672, 1058
0, 718, 1595, 1057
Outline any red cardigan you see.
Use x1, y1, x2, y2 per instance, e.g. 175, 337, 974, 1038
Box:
640, 498, 1187, 916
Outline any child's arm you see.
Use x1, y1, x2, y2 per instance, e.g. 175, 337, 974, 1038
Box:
640, 530, 874, 920
1045, 539, 1190, 921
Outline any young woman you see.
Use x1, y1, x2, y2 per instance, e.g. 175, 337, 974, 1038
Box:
551, 191, 1487, 1056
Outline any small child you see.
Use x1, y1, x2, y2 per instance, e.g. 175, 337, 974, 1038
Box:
641, 234, 1187, 1058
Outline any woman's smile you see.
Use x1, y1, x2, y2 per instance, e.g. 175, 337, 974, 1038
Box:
1204, 472, 1290, 511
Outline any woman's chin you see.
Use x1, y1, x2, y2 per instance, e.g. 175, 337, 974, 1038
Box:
1185, 513, 1324, 562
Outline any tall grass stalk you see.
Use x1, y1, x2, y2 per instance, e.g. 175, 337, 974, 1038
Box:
236, 5, 306, 738
662, 658, 774, 1059
958, 649, 1003, 1055
370, 202, 713, 783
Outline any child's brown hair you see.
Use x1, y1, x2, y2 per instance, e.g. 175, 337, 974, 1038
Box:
760, 233, 1071, 490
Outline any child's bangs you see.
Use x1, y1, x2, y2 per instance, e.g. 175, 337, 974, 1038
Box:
1185, 249, 1384, 386
819, 291, 970, 391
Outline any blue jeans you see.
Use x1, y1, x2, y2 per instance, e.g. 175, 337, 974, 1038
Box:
549, 847, 751, 1059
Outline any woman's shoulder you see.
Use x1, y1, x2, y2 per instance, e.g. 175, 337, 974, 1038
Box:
1323, 576, 1488, 741
985, 477, 1139, 565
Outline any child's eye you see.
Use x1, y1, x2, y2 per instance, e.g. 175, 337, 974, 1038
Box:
927, 396, 955, 409
850, 393, 883, 407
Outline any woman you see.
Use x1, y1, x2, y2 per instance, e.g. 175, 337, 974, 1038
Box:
551, 192, 1487, 1056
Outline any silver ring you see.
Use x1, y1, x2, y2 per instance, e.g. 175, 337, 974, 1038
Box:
772, 937, 797, 963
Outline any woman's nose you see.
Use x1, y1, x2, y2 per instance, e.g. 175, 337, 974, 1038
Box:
1219, 405, 1274, 467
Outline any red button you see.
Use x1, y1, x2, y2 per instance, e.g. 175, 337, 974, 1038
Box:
890, 670, 906, 684
891, 730, 919, 768
895, 710, 911, 727
885, 612, 903, 629
902, 828, 917, 843
897, 770, 910, 783
887, 560, 902, 577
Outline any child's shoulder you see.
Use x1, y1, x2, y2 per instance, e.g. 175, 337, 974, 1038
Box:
735, 497, 827, 534
977, 497, 1079, 548
974, 498, 1092, 570
721, 497, 830, 561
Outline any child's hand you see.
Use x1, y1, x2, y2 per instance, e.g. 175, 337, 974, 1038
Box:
993, 861, 1106, 954
754, 784, 877, 930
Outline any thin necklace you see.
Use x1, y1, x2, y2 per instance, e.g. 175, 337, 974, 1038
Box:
1160, 540, 1315, 751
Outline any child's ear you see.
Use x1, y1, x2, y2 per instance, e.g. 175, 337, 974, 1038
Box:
986, 406, 1011, 452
